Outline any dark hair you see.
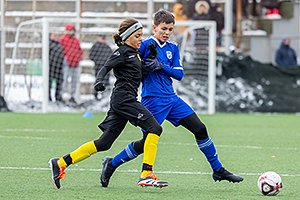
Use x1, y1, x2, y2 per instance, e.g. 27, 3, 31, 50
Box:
153, 9, 175, 26
98, 34, 106, 39
113, 18, 139, 46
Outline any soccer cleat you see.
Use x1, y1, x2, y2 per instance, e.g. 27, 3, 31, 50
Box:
137, 172, 168, 188
100, 157, 116, 187
212, 167, 243, 183
49, 158, 66, 189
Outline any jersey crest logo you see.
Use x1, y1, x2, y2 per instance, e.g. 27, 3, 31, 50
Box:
166, 51, 172, 59
137, 113, 144, 119
113, 51, 120, 56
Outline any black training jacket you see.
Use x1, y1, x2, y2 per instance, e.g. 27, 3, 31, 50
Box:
96, 44, 142, 98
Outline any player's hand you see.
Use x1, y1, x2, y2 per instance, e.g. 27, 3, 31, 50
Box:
142, 57, 163, 72
148, 42, 157, 58
94, 80, 106, 92
142, 42, 163, 72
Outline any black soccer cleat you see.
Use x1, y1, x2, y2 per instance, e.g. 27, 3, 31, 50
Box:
100, 157, 116, 187
49, 158, 66, 189
213, 167, 244, 183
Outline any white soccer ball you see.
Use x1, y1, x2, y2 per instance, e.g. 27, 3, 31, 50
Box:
258, 171, 283, 196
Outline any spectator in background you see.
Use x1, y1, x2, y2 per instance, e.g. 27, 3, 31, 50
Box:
187, 0, 224, 46
173, 2, 188, 36
188, 0, 212, 48
60, 24, 83, 104
210, 4, 224, 46
49, 32, 64, 103
89, 34, 113, 100
275, 37, 298, 68
192, 0, 211, 20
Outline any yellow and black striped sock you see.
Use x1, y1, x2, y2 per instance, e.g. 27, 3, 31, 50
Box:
58, 141, 97, 168
70, 141, 97, 164
58, 157, 67, 168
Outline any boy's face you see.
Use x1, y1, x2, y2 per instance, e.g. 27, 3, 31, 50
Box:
153, 22, 174, 43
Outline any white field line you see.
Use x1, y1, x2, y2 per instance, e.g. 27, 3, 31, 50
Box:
1, 166, 300, 177
0, 135, 46, 140
158, 142, 298, 151
0, 128, 68, 132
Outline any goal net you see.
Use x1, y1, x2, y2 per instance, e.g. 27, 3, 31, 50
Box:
4, 18, 216, 114
178, 21, 216, 114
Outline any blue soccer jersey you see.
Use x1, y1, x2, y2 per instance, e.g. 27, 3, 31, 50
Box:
139, 36, 184, 98
139, 36, 194, 126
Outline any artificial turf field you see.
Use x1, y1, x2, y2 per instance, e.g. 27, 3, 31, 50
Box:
0, 112, 299, 200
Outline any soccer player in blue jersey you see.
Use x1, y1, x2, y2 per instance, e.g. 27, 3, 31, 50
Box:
101, 9, 244, 188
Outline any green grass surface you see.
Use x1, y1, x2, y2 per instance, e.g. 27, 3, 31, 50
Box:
0, 112, 299, 199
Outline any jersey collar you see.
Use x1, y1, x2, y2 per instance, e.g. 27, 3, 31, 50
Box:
151, 36, 166, 48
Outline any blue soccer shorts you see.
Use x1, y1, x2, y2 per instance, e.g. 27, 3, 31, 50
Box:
141, 95, 194, 127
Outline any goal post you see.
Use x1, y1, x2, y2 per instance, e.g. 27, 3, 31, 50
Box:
5, 18, 50, 113
42, 18, 50, 113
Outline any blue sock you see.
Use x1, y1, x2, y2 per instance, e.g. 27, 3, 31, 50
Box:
111, 143, 139, 168
197, 137, 222, 171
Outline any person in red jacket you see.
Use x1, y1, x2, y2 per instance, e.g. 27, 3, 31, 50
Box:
59, 24, 83, 104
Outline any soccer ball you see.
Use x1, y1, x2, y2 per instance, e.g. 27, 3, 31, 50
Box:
258, 171, 283, 196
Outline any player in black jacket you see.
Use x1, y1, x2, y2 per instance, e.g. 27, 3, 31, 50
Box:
49, 18, 168, 189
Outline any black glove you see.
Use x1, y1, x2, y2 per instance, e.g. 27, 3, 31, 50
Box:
148, 42, 157, 58
141, 42, 163, 72
94, 80, 106, 92
142, 57, 163, 72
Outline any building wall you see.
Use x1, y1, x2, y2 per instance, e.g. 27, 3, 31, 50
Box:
248, 4, 300, 64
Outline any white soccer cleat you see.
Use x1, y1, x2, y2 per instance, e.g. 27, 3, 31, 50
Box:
137, 172, 168, 188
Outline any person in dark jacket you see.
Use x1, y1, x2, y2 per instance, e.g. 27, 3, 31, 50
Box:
192, 0, 211, 20
275, 37, 298, 68
89, 35, 113, 99
49, 32, 64, 102
210, 4, 224, 46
